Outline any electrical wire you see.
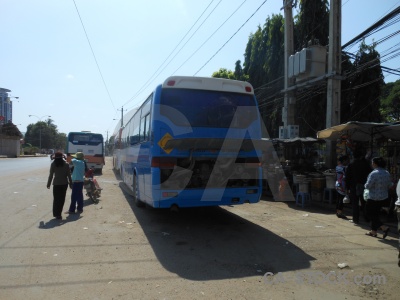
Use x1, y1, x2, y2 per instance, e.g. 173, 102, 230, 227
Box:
194, 0, 269, 75
72, 0, 116, 110
122, 0, 218, 107
172, 0, 248, 75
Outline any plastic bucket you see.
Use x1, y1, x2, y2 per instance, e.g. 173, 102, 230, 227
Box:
325, 174, 336, 189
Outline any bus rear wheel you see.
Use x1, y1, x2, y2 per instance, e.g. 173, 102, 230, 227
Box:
133, 173, 145, 207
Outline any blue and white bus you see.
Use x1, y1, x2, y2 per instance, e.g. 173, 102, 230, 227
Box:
113, 76, 263, 209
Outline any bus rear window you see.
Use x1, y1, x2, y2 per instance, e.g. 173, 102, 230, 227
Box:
160, 89, 258, 128
69, 134, 103, 144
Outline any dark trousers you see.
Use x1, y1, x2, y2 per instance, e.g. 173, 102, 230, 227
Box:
53, 184, 68, 217
69, 182, 84, 212
349, 187, 367, 223
397, 207, 400, 250
366, 199, 385, 231
336, 193, 344, 211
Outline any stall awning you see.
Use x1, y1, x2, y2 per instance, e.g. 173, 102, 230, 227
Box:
316, 121, 400, 142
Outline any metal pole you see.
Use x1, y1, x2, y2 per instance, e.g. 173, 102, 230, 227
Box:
282, 0, 296, 129
326, 0, 342, 168
29, 115, 51, 152
39, 125, 42, 151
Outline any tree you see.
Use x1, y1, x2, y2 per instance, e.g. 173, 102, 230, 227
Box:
212, 0, 386, 137
345, 41, 384, 122
294, 0, 329, 50
211, 61, 249, 81
380, 80, 400, 122
24, 118, 66, 151
212, 68, 236, 79
0, 122, 23, 137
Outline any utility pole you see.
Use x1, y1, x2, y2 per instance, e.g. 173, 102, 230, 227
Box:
326, 0, 342, 167
282, 0, 296, 130
117, 106, 126, 128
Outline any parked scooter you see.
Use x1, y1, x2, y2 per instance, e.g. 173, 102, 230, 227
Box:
84, 168, 102, 203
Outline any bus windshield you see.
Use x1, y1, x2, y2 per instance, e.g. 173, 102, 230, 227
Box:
160, 89, 258, 128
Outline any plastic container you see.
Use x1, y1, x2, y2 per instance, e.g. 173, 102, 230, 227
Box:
299, 182, 309, 193
325, 174, 336, 189
311, 177, 326, 190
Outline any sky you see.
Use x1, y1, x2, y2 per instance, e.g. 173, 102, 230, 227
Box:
1, 0, 400, 139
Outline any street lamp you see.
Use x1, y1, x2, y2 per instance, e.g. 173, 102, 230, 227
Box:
29, 114, 51, 152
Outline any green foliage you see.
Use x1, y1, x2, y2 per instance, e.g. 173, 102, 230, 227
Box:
344, 40, 384, 122
380, 80, 400, 122
0, 122, 23, 137
212, 68, 236, 79
212, 61, 249, 81
294, 0, 329, 50
211, 0, 387, 137
23, 118, 66, 150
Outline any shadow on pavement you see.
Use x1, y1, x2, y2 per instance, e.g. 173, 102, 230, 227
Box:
118, 182, 316, 281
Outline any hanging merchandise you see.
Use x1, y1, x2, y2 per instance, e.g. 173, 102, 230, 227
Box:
336, 134, 354, 159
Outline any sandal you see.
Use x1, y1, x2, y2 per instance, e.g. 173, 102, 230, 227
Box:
382, 227, 389, 239
365, 231, 377, 237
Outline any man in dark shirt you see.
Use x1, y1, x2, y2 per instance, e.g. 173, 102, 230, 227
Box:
345, 149, 372, 224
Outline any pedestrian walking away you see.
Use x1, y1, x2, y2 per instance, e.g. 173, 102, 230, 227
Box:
68, 152, 87, 214
364, 157, 392, 238
47, 152, 72, 219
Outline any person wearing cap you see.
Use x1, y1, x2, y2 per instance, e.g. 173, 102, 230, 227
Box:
68, 152, 87, 214
47, 152, 72, 219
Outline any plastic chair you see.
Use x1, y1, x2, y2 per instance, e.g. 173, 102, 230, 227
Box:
296, 192, 311, 208
323, 188, 337, 204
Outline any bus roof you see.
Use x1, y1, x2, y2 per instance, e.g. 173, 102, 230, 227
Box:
162, 76, 254, 95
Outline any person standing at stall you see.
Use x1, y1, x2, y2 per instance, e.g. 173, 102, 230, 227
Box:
335, 155, 349, 219
364, 157, 392, 238
345, 149, 372, 224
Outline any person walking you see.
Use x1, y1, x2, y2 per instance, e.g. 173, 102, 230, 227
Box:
47, 152, 72, 219
364, 157, 392, 238
335, 155, 349, 219
68, 152, 87, 214
345, 149, 372, 224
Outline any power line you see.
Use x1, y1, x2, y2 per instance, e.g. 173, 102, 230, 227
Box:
122, 0, 219, 107
72, 0, 116, 110
172, 0, 248, 75
194, 0, 269, 76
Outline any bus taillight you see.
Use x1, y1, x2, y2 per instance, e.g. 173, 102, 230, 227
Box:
245, 86, 252, 92
167, 80, 176, 86
151, 157, 176, 168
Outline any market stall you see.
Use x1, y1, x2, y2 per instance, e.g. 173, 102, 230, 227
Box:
262, 137, 327, 202
317, 121, 400, 198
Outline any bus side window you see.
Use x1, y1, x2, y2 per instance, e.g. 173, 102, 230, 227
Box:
130, 135, 139, 144
145, 114, 151, 141
140, 117, 146, 142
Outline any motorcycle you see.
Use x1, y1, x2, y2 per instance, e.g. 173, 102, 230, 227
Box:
84, 169, 102, 203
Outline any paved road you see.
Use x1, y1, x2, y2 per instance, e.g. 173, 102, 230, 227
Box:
0, 157, 399, 299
